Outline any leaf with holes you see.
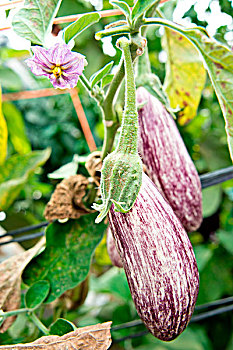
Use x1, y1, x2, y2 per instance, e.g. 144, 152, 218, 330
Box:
12, 0, 62, 45
0, 87, 7, 165
0, 322, 112, 349
64, 12, 100, 44
23, 214, 107, 302
90, 61, 114, 88
0, 148, 51, 211
25, 280, 50, 309
163, 29, 206, 125
3, 102, 31, 155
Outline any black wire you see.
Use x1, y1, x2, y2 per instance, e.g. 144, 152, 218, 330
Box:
0, 221, 49, 238
195, 296, 233, 311
0, 231, 45, 246
190, 303, 233, 323
1, 166, 233, 240
111, 296, 233, 331
200, 166, 233, 189
112, 303, 233, 343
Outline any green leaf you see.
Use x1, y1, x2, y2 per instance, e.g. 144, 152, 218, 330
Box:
101, 74, 114, 88
49, 318, 76, 336
23, 214, 107, 303
0, 67, 23, 91
0, 148, 51, 211
64, 12, 100, 44
110, 1, 131, 18
25, 280, 50, 309
12, 0, 62, 45
91, 267, 131, 302
3, 102, 31, 155
0, 47, 29, 62
0, 87, 7, 165
197, 245, 233, 303
132, 0, 160, 21
202, 185, 222, 218
216, 230, 233, 255
163, 29, 206, 125
155, 18, 233, 160
48, 155, 79, 179
90, 61, 114, 88
193, 245, 213, 272
182, 29, 233, 160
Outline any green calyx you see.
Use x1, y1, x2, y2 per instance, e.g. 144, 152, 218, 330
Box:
93, 36, 144, 223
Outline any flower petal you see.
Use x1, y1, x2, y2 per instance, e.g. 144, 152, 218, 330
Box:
31, 46, 55, 69
25, 57, 51, 77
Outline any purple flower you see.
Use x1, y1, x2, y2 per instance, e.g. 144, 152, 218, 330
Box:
26, 43, 87, 89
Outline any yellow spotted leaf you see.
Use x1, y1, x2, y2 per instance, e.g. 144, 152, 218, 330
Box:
0, 87, 7, 165
163, 29, 206, 125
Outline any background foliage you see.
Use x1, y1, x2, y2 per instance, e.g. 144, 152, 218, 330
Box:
0, 0, 233, 349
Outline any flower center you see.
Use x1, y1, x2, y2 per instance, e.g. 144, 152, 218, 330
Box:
53, 66, 62, 78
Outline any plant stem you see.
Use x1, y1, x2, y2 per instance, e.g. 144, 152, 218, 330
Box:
143, 17, 207, 35
95, 25, 130, 41
0, 308, 29, 318
79, 74, 103, 104
116, 37, 138, 155
101, 44, 139, 159
29, 312, 49, 335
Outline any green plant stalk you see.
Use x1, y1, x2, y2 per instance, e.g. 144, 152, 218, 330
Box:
93, 37, 143, 222
115, 39, 138, 154
79, 74, 103, 104
95, 25, 131, 41
142, 17, 208, 36
29, 312, 49, 335
0, 308, 29, 319
101, 45, 140, 159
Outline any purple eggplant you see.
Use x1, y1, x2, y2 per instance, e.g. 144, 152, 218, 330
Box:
137, 87, 202, 232
108, 173, 199, 341
106, 227, 123, 268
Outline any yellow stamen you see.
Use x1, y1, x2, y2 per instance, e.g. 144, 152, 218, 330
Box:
52, 66, 62, 78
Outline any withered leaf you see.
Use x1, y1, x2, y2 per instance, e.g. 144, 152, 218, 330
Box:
44, 175, 93, 221
85, 151, 102, 186
0, 238, 45, 333
0, 321, 112, 349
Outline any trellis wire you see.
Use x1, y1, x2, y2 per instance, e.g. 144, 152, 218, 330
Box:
1, 165, 233, 245
111, 296, 233, 332
112, 303, 233, 343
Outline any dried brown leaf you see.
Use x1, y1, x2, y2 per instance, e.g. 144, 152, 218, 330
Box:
44, 175, 93, 221
0, 238, 45, 332
85, 151, 102, 186
0, 321, 112, 349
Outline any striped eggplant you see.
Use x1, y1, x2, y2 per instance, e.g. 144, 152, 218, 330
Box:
136, 87, 202, 232
108, 173, 199, 341
106, 227, 123, 268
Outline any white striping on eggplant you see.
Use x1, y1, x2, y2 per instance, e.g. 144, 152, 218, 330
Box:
106, 226, 123, 268
137, 87, 202, 232
108, 173, 199, 341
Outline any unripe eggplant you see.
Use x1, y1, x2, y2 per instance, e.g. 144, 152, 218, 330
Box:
106, 227, 123, 268
136, 87, 202, 232
108, 173, 199, 341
